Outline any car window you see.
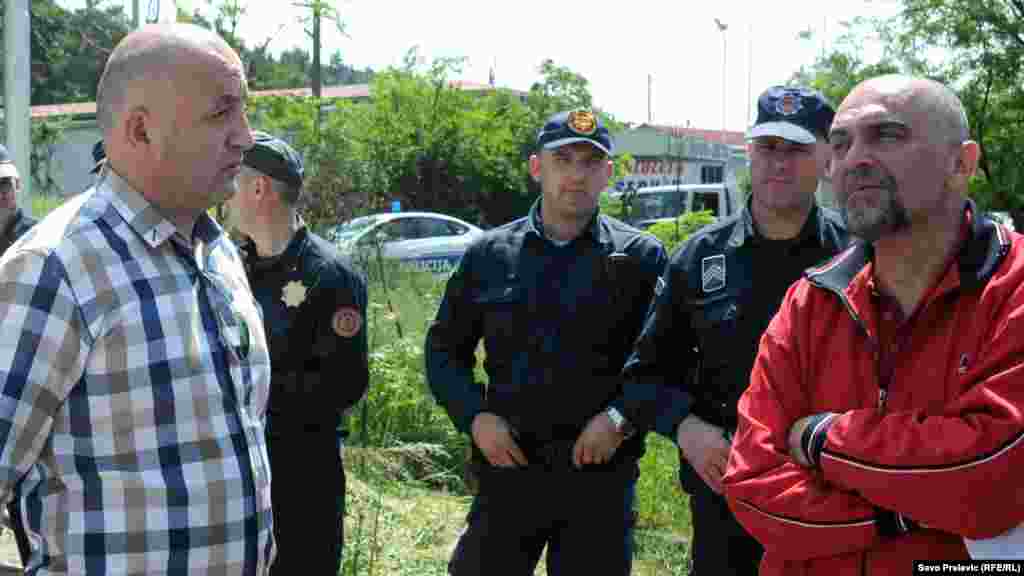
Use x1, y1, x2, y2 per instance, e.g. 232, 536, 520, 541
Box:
417, 218, 461, 238
693, 191, 720, 215
356, 220, 409, 245
446, 221, 469, 235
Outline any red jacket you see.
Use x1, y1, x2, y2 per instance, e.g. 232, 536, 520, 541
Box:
724, 208, 1024, 575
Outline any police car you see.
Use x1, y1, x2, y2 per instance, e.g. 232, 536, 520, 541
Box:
327, 211, 484, 274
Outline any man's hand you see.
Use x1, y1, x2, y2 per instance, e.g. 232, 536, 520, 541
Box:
787, 412, 838, 468
471, 412, 528, 468
787, 415, 815, 468
677, 414, 731, 494
573, 412, 623, 468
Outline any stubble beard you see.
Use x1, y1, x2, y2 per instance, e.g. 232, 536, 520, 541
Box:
840, 170, 911, 243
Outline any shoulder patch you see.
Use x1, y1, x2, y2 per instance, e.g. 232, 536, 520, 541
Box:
701, 254, 726, 293
332, 306, 362, 338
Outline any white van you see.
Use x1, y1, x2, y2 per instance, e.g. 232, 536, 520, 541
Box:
625, 184, 743, 229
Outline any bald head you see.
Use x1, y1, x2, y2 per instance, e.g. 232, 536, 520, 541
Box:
841, 75, 969, 145
97, 24, 241, 135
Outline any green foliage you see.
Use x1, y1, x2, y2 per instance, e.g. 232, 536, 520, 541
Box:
791, 3, 1024, 229
250, 54, 621, 230
29, 115, 72, 195
646, 211, 717, 255
0, 0, 132, 105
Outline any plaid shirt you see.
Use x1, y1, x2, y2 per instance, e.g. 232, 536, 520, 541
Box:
0, 171, 274, 575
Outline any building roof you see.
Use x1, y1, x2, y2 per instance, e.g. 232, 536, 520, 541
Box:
637, 124, 747, 147
28, 80, 525, 119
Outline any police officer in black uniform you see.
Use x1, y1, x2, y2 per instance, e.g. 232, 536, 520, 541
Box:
0, 143, 37, 255
621, 86, 849, 576
225, 131, 368, 575
427, 110, 667, 575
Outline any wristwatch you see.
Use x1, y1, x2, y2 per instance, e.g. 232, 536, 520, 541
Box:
606, 407, 636, 439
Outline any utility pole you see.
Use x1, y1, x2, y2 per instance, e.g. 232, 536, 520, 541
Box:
647, 74, 652, 124
5, 0, 31, 202
715, 18, 728, 138
747, 20, 753, 128
312, 7, 322, 99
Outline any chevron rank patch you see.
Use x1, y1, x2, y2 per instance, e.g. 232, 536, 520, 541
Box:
701, 254, 726, 293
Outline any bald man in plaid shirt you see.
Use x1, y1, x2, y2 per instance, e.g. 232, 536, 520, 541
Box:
0, 24, 274, 575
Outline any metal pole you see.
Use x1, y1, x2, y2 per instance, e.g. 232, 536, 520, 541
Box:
647, 74, 652, 124
5, 0, 32, 205
747, 21, 753, 127
133, 0, 141, 28
715, 18, 728, 137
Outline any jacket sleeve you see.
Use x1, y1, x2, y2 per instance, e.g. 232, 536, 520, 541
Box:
425, 244, 484, 435
817, 279, 1024, 540
723, 282, 883, 561
318, 264, 369, 414
621, 252, 695, 440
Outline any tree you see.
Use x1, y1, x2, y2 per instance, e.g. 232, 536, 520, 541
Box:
0, 0, 131, 105
895, 0, 1024, 229
791, 6, 1024, 230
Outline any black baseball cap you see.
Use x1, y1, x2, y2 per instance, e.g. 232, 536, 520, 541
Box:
747, 86, 835, 144
90, 140, 106, 174
536, 109, 614, 155
242, 131, 304, 188
0, 143, 19, 180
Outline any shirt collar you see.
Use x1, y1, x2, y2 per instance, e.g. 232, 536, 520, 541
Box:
102, 168, 224, 249
730, 197, 823, 249
525, 198, 611, 248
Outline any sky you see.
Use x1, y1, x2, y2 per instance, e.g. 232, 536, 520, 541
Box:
59, 0, 902, 133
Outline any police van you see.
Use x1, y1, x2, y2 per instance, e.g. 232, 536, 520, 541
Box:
626, 184, 742, 229
327, 211, 484, 274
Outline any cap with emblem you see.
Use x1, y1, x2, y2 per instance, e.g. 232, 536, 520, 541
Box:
0, 143, 20, 180
242, 131, 304, 188
90, 140, 106, 174
536, 109, 614, 155
747, 86, 835, 145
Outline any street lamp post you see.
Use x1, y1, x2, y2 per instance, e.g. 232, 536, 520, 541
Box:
715, 18, 728, 137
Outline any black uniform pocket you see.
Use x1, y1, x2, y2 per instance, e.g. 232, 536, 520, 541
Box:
690, 293, 741, 368
472, 284, 524, 361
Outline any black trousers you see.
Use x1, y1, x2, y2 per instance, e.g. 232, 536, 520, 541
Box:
448, 463, 635, 576
681, 461, 762, 576
267, 432, 344, 575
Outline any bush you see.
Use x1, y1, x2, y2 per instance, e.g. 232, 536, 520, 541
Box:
646, 211, 717, 254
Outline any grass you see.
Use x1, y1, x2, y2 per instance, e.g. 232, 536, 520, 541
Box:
25, 195, 696, 574
341, 440, 691, 576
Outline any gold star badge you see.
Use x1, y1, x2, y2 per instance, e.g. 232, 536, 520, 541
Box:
281, 280, 308, 308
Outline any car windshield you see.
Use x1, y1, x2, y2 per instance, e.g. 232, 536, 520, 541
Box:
632, 190, 687, 220
331, 216, 381, 242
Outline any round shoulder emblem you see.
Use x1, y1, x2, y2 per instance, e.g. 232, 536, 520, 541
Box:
567, 109, 598, 135
332, 306, 362, 338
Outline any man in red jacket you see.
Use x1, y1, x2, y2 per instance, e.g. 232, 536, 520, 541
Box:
723, 74, 1024, 575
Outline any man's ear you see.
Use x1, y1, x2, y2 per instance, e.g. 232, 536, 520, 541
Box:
528, 153, 542, 183
955, 140, 981, 178
125, 106, 152, 149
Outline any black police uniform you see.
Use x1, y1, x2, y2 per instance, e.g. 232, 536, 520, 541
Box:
427, 200, 667, 575
0, 208, 37, 256
622, 203, 848, 575
240, 224, 368, 575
